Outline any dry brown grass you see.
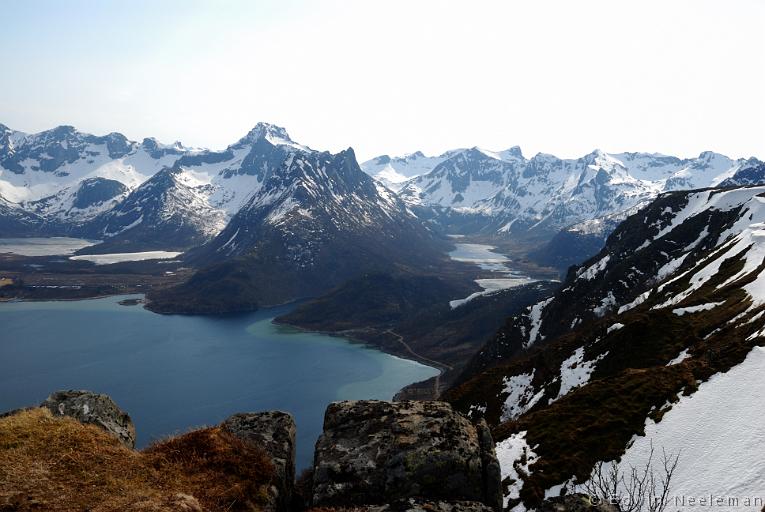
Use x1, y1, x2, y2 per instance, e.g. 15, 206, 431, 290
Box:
0, 408, 274, 512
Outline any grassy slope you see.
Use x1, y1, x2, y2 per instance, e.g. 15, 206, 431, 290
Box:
0, 408, 274, 512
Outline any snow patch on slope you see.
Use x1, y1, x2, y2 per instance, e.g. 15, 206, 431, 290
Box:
615, 346, 765, 510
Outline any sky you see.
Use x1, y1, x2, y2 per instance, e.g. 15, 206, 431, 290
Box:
1, 0, 763, 161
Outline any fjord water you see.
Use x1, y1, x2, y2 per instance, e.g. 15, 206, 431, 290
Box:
0, 296, 438, 469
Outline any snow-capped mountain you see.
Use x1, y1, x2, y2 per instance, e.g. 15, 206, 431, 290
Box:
76, 123, 312, 252
81, 167, 228, 253
373, 145, 760, 236
718, 158, 765, 187
146, 127, 449, 312
3, 121, 763, 260
0, 124, 187, 228
0, 194, 49, 236
443, 184, 765, 510
360, 151, 459, 191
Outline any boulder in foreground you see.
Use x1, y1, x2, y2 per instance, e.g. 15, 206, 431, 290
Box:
222, 411, 296, 512
41, 389, 136, 448
312, 400, 502, 510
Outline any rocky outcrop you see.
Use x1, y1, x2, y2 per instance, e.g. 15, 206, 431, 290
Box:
222, 411, 296, 512
41, 390, 136, 448
6, 393, 501, 511
311, 400, 502, 510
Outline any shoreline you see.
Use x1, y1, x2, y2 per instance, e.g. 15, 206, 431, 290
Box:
272, 318, 449, 399
274, 318, 449, 373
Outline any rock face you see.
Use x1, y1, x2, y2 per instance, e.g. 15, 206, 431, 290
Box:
41, 390, 135, 448
222, 411, 296, 512
312, 400, 502, 510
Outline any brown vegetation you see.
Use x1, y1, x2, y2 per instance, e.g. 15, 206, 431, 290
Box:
0, 408, 274, 512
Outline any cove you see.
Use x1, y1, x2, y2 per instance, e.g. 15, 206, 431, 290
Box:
0, 295, 438, 469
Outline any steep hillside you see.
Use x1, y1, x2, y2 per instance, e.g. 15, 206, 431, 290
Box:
79, 167, 227, 253
0, 195, 50, 236
443, 185, 765, 510
528, 203, 648, 273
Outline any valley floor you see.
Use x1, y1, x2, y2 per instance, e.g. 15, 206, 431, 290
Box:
0, 252, 191, 302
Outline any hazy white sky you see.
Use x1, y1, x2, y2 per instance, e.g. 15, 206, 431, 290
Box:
1, 0, 763, 161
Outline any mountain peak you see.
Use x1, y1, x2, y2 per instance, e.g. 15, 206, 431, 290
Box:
698, 150, 722, 161
242, 122, 292, 144
49, 125, 78, 136
502, 145, 524, 159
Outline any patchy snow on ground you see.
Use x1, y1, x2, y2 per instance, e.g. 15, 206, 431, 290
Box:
607, 322, 625, 334
615, 346, 765, 511
500, 371, 545, 421
577, 254, 610, 281
69, 251, 182, 265
667, 348, 691, 366
527, 297, 554, 346
496, 431, 539, 510
672, 302, 723, 316
555, 347, 607, 400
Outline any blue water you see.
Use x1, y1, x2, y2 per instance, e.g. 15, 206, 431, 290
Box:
0, 295, 438, 469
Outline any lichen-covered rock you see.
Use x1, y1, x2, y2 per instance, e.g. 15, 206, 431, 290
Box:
41, 390, 135, 448
222, 411, 296, 512
312, 400, 501, 510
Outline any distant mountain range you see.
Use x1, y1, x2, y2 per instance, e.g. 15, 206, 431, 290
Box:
361, 146, 764, 237
2, 121, 763, 251
2, 121, 765, 310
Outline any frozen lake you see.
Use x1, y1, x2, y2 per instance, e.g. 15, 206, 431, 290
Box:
448, 242, 537, 307
0, 237, 98, 256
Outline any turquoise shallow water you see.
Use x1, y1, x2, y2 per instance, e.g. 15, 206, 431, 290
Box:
0, 295, 438, 469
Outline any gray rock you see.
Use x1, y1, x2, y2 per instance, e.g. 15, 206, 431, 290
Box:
312, 400, 501, 510
41, 390, 135, 448
221, 411, 296, 512
475, 418, 502, 511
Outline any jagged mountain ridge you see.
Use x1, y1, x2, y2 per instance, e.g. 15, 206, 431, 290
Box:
362, 145, 762, 236
3, 121, 762, 253
145, 129, 450, 312
442, 184, 765, 510
0, 123, 188, 230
